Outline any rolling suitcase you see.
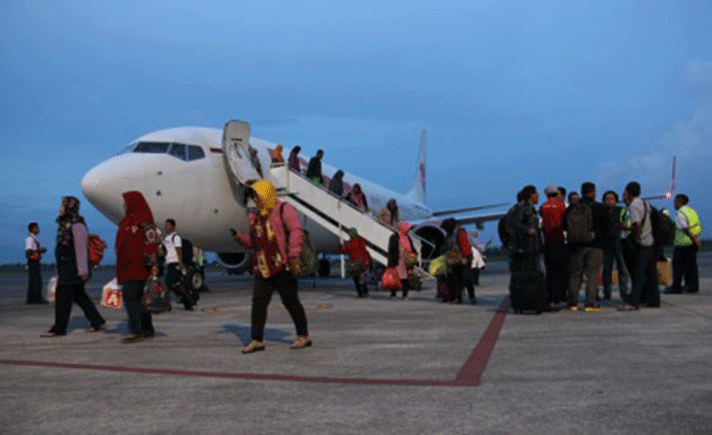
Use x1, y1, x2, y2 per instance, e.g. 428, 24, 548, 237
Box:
509, 270, 549, 314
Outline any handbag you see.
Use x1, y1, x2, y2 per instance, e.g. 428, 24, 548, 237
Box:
380, 267, 402, 290
101, 278, 123, 309
141, 277, 172, 314
345, 260, 363, 277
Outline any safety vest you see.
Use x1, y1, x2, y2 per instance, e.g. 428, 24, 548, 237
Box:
674, 205, 702, 246
620, 207, 631, 238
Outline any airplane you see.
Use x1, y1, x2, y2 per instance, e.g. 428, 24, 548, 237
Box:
81, 122, 505, 272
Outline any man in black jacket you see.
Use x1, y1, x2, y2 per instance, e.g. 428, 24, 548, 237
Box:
565, 182, 612, 311
306, 149, 324, 185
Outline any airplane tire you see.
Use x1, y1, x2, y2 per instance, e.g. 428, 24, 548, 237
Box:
185, 269, 203, 298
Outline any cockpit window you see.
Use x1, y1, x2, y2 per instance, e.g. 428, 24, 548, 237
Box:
133, 142, 170, 153
169, 143, 186, 160
188, 145, 205, 161
120, 142, 137, 154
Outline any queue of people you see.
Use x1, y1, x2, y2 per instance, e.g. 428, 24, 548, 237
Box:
503, 180, 703, 313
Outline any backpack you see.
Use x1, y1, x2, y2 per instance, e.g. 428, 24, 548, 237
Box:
498, 205, 518, 248
648, 204, 675, 247
566, 201, 594, 244
142, 224, 160, 269
172, 234, 194, 265
88, 234, 106, 266
279, 203, 318, 276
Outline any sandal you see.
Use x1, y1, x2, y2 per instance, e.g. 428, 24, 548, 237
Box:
242, 340, 265, 354
290, 336, 312, 350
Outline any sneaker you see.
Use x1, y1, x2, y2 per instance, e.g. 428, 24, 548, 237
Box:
567, 302, 579, 312
290, 336, 312, 350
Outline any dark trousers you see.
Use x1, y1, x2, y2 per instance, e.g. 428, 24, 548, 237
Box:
50, 283, 105, 334
352, 276, 368, 296
672, 245, 699, 294
166, 263, 191, 308
629, 245, 659, 308
464, 268, 477, 300
26, 260, 43, 303
122, 280, 153, 336
251, 271, 308, 341
602, 240, 629, 298
446, 264, 465, 302
544, 244, 568, 304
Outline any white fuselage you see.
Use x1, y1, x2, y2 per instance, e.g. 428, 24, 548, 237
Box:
82, 127, 433, 255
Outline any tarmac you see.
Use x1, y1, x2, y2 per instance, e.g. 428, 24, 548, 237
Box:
0, 254, 711, 434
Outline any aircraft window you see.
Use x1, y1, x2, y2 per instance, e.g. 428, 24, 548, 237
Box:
188, 145, 205, 161
133, 142, 170, 153
120, 143, 137, 154
169, 143, 187, 160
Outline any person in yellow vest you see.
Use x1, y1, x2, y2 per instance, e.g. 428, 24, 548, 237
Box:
666, 194, 702, 294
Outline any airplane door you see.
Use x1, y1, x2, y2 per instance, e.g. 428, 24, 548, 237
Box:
222, 120, 262, 186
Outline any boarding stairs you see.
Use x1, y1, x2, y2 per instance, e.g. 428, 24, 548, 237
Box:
269, 164, 431, 280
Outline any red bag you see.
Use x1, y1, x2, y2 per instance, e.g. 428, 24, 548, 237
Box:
88, 234, 107, 266
381, 267, 402, 290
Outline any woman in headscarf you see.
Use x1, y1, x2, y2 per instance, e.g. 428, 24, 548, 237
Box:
387, 222, 416, 298
378, 198, 400, 227
270, 144, 285, 164
41, 196, 105, 337
328, 170, 345, 197
116, 191, 157, 343
346, 183, 369, 213
339, 227, 371, 297
233, 180, 311, 354
439, 218, 471, 303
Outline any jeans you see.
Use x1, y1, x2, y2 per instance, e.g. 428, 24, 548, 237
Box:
602, 240, 629, 298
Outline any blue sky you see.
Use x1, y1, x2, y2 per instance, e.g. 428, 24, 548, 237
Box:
1, 0, 711, 263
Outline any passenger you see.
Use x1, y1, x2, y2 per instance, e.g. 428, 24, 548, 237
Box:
387, 222, 417, 298
619, 182, 659, 311
511, 185, 541, 273
249, 147, 264, 178
467, 230, 488, 286
25, 222, 47, 304
116, 191, 156, 343
328, 169, 345, 197
558, 186, 567, 203
270, 144, 285, 164
346, 183, 369, 213
601, 191, 630, 300
666, 194, 702, 294
540, 184, 568, 304
288, 145, 302, 173
306, 149, 324, 185
233, 180, 311, 353
378, 198, 400, 227
564, 182, 611, 312
163, 219, 194, 311
438, 218, 471, 303
568, 191, 580, 204
339, 227, 371, 297
41, 197, 105, 337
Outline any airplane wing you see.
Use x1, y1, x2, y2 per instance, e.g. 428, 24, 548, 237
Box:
430, 203, 509, 216
453, 211, 507, 229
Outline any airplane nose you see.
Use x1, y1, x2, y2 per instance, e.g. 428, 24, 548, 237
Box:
81, 166, 101, 204
81, 160, 126, 224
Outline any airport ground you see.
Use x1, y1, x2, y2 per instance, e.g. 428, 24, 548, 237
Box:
0, 255, 711, 434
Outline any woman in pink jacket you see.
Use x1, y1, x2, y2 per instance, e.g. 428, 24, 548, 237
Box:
233, 180, 311, 354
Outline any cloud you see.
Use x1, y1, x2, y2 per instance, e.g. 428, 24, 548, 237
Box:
598, 59, 712, 189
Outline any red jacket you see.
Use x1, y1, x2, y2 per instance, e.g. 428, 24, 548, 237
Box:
540, 198, 567, 246
116, 192, 155, 284
458, 229, 472, 259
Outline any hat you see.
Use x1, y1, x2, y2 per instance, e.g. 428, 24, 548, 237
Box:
544, 185, 559, 195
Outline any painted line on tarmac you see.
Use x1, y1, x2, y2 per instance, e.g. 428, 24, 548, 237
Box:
0, 298, 509, 388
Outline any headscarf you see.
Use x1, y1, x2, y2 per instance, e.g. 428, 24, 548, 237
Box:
251, 179, 277, 216
441, 218, 457, 236
120, 191, 155, 228
328, 170, 345, 195
398, 222, 414, 253
272, 144, 285, 163
56, 196, 85, 247
347, 227, 359, 239
350, 183, 365, 211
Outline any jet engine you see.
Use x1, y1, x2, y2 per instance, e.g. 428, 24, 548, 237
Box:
410, 223, 447, 260
216, 252, 250, 269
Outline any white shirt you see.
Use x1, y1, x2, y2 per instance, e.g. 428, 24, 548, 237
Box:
25, 234, 39, 252
676, 207, 690, 230
628, 197, 654, 247
163, 232, 182, 264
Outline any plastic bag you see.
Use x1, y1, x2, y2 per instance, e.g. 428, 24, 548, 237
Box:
380, 267, 402, 290
44, 276, 57, 303
101, 278, 123, 309
429, 256, 446, 277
